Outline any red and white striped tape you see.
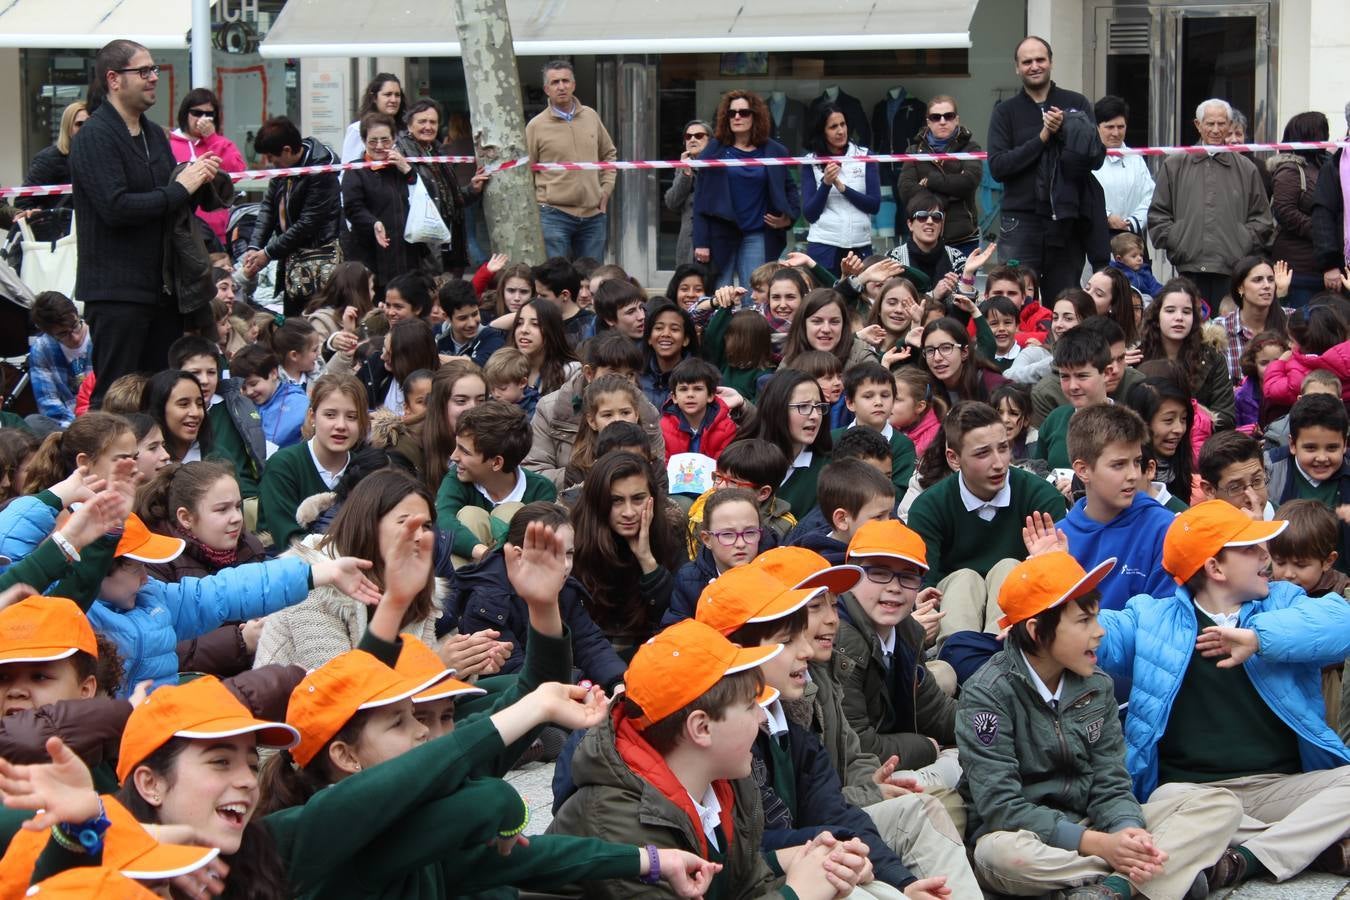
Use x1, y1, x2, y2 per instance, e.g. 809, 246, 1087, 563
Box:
3, 140, 1345, 199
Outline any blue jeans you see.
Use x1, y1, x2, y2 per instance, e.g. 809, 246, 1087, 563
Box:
1284, 273, 1324, 310
463, 202, 489, 268
713, 230, 767, 290
539, 205, 607, 261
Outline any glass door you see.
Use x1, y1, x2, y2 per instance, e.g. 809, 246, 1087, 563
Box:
1160, 3, 1271, 145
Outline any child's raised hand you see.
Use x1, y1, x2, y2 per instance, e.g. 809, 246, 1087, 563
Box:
312, 557, 381, 606
59, 488, 129, 551
1196, 625, 1260, 668
856, 324, 888, 348
379, 513, 433, 605
486, 253, 509, 274
859, 258, 904, 287
882, 346, 911, 369
652, 848, 722, 898
1022, 512, 1069, 557
533, 681, 609, 731
716, 385, 745, 410
504, 519, 568, 613
0, 737, 100, 832
784, 251, 818, 271
50, 465, 98, 506
712, 285, 744, 309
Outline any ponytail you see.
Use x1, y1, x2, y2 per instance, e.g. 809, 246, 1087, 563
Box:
256, 749, 325, 817
20, 412, 131, 495
134, 460, 235, 533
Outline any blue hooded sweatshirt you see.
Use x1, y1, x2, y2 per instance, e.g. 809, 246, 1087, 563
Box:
1059, 491, 1175, 611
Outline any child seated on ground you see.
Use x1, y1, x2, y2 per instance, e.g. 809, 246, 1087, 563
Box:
1263, 369, 1341, 451
787, 459, 895, 565
27, 291, 90, 428
169, 335, 266, 501
665, 487, 765, 627
1058, 404, 1176, 611
436, 400, 558, 564
1264, 393, 1350, 571
1234, 331, 1289, 429
991, 382, 1035, 460
794, 350, 850, 431
436, 277, 504, 364
982, 296, 1023, 372
1093, 500, 1350, 890
231, 343, 306, 450
833, 363, 917, 494
1032, 325, 1113, 471
564, 375, 645, 489
661, 358, 738, 462
891, 367, 942, 457
1108, 232, 1164, 298
683, 438, 797, 556
958, 550, 1241, 899
483, 346, 531, 409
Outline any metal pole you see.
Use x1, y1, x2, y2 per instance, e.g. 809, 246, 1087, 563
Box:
191, 0, 212, 88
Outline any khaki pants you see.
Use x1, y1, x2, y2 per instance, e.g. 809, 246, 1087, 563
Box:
863, 792, 983, 899
450, 503, 525, 568
972, 787, 1242, 899
1150, 767, 1350, 881
936, 558, 1019, 641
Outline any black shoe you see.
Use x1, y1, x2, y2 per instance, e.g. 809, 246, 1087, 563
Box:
1205, 849, 1249, 891
1313, 837, 1350, 876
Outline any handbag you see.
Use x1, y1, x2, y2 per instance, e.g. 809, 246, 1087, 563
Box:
404, 175, 452, 245
283, 239, 342, 302
16, 215, 77, 298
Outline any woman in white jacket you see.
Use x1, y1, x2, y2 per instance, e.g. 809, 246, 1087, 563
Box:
801, 103, 881, 276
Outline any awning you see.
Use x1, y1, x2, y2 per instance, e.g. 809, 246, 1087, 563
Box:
0, 0, 201, 49
260, 0, 978, 58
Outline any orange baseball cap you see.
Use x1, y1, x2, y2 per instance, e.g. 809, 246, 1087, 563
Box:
114, 514, 184, 564
287, 649, 448, 766
102, 795, 220, 880
625, 619, 782, 730
695, 565, 824, 635
846, 520, 929, 571
996, 552, 1116, 630
0, 595, 97, 665
26, 868, 159, 899
753, 546, 863, 594
117, 676, 299, 783
1162, 500, 1288, 584
395, 635, 488, 704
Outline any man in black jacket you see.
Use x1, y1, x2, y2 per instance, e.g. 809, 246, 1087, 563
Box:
242, 116, 340, 315
70, 40, 221, 407
987, 36, 1102, 301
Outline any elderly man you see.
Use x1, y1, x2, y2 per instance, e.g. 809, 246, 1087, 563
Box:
1148, 98, 1274, 304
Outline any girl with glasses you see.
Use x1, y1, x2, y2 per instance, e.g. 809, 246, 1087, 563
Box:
802, 103, 881, 277
665, 487, 765, 626
921, 317, 1007, 407
170, 88, 246, 247
731, 369, 834, 519
664, 119, 711, 265
897, 95, 983, 258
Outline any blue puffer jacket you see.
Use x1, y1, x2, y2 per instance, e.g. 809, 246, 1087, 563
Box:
1098, 580, 1350, 799
0, 495, 63, 565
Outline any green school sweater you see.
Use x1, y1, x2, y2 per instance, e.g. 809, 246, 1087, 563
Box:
435, 467, 558, 558
258, 441, 331, 549
777, 451, 830, 520
206, 403, 261, 498
1032, 404, 1073, 470
907, 466, 1067, 585
831, 425, 916, 495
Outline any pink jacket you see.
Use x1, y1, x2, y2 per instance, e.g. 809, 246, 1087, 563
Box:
901, 407, 941, 456
1262, 343, 1350, 407
170, 130, 247, 247
1190, 399, 1212, 468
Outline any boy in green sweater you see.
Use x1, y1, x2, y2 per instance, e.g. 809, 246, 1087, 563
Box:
906, 401, 1066, 641
1032, 325, 1112, 472
832, 363, 917, 494
436, 400, 557, 564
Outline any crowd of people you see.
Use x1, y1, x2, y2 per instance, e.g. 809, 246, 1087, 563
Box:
0, 29, 1349, 900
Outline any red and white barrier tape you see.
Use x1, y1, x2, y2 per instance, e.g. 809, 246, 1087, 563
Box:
4, 140, 1346, 199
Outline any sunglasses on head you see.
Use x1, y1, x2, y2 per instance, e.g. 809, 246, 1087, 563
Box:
927, 111, 958, 123
728, 108, 754, 119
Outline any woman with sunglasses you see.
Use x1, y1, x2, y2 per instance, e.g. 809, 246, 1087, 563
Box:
801, 103, 880, 277
664, 119, 710, 266
886, 191, 997, 307
692, 90, 801, 290
170, 88, 246, 248
897, 95, 983, 258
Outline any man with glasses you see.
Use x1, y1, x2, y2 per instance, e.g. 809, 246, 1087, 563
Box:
526, 60, 617, 261
883, 192, 997, 307
70, 40, 221, 408
1198, 430, 1275, 521
898, 95, 983, 259
664, 120, 711, 265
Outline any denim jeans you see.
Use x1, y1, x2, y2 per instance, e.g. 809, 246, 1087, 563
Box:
463, 202, 489, 268
713, 230, 767, 290
539, 205, 607, 261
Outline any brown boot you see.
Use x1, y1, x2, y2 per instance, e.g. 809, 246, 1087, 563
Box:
1313, 837, 1350, 876
1205, 849, 1250, 890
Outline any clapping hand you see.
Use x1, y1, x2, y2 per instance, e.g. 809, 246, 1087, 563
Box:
963, 241, 998, 274
0, 737, 100, 832
1273, 260, 1293, 298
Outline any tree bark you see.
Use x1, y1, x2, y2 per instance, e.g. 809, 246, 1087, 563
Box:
453, 0, 544, 264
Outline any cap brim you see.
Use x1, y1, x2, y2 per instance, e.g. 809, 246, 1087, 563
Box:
0, 646, 80, 665
413, 674, 488, 703
756, 685, 780, 708
356, 670, 452, 711
121, 535, 185, 564
176, 717, 300, 751
847, 548, 929, 572
724, 641, 782, 676
1224, 518, 1288, 548
746, 586, 826, 624
794, 564, 864, 594
121, 844, 220, 880
997, 557, 1117, 630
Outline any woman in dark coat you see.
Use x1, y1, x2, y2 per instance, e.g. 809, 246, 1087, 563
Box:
395, 98, 488, 275
15, 101, 88, 213
341, 111, 425, 288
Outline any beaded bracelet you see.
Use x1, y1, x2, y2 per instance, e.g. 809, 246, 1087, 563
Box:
50, 798, 110, 856
498, 805, 530, 839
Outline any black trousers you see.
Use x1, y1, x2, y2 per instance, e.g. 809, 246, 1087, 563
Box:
997, 211, 1089, 302
1179, 271, 1231, 308
86, 300, 184, 409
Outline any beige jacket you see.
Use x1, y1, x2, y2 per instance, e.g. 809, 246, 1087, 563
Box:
525, 103, 617, 218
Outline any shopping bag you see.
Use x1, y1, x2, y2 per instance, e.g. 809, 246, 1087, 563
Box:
17, 216, 77, 298
404, 175, 451, 245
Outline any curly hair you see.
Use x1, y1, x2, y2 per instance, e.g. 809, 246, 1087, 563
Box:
713, 90, 771, 147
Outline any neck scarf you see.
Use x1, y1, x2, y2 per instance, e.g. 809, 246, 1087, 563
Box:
175, 522, 240, 569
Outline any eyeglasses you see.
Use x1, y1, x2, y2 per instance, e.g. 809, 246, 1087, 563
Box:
1217, 473, 1268, 500
728, 108, 754, 119
927, 112, 958, 123
708, 527, 764, 547
787, 401, 830, 418
365, 137, 394, 148
712, 470, 756, 489
50, 319, 83, 342
861, 566, 924, 590
684, 131, 710, 141
115, 65, 160, 79
922, 342, 960, 359
188, 107, 216, 118
910, 210, 945, 223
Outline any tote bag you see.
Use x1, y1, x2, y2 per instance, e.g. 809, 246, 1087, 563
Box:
17, 216, 77, 298
404, 176, 452, 245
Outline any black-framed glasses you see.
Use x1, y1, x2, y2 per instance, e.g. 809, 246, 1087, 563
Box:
922, 342, 960, 359
709, 527, 763, 547
115, 65, 160, 79
910, 210, 945, 223
862, 566, 924, 590
728, 108, 754, 119
787, 401, 829, 417
188, 107, 216, 118
927, 112, 958, 123
684, 131, 710, 141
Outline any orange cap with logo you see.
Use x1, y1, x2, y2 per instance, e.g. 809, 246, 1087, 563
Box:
395, 635, 488, 704
114, 514, 185, 564
287, 649, 448, 766
996, 551, 1116, 630
846, 520, 929, 571
0, 595, 97, 665
117, 676, 299, 783
695, 565, 824, 636
1162, 500, 1288, 584
753, 546, 863, 594
625, 619, 781, 730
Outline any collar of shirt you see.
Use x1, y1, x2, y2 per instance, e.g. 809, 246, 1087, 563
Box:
878, 625, 897, 660
1019, 649, 1064, 707
1194, 601, 1241, 630
687, 783, 723, 852
958, 473, 1011, 521
849, 421, 894, 440
781, 449, 813, 485
208, 393, 223, 408
1219, 311, 1253, 341
308, 438, 349, 489
476, 467, 528, 505
182, 441, 202, 464
764, 699, 790, 738
1295, 458, 1326, 488
996, 342, 1022, 363
549, 101, 578, 122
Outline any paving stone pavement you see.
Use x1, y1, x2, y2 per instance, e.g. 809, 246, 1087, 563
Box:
505, 762, 1350, 897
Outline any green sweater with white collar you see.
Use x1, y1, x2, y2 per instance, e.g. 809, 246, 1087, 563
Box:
258, 441, 332, 549
436, 467, 558, 558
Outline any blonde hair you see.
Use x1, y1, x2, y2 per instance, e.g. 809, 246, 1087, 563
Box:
483, 347, 530, 387
57, 102, 88, 155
